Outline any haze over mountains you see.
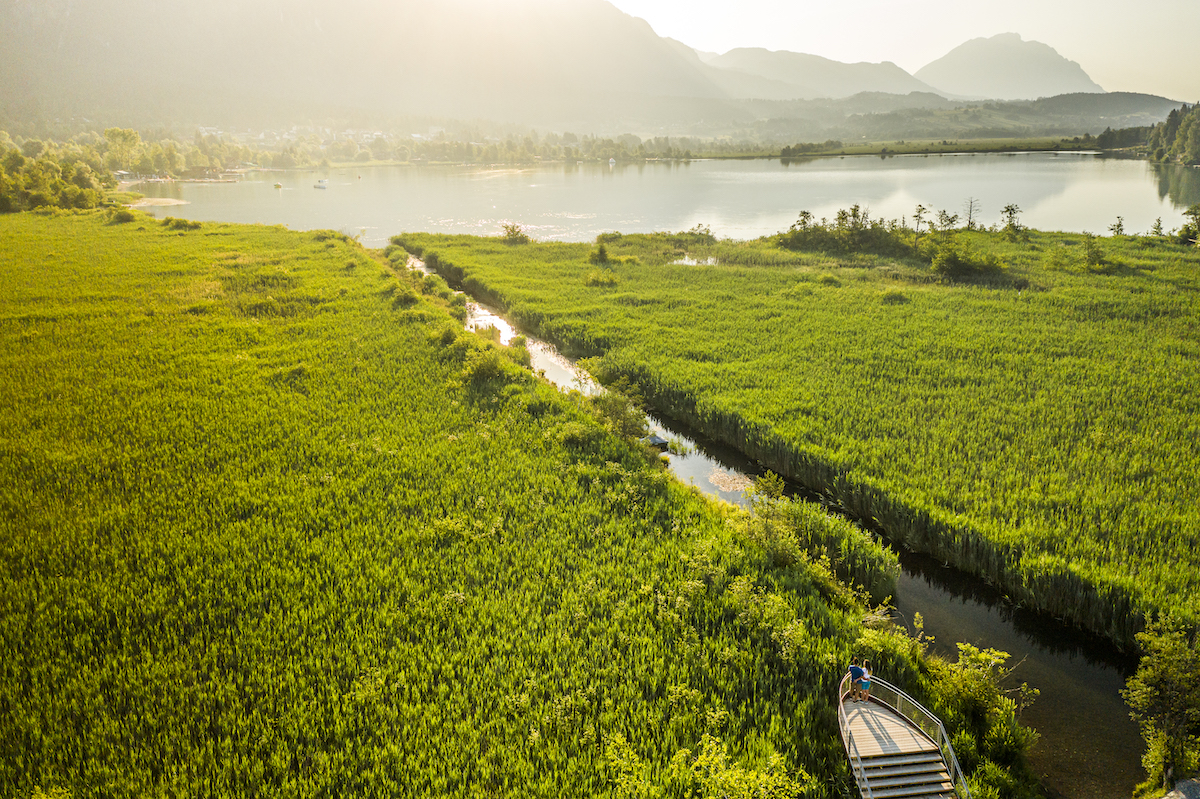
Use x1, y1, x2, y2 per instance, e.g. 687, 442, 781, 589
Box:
0, 0, 1176, 135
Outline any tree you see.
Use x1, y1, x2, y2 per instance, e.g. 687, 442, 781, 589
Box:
104, 127, 142, 171
1001, 204, 1025, 242
962, 197, 981, 230
1181, 204, 1200, 247
1122, 618, 1200, 791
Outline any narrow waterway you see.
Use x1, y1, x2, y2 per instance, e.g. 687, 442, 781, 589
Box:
440, 265, 1143, 799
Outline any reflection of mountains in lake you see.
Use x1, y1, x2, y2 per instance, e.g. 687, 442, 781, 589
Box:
1154, 163, 1200, 208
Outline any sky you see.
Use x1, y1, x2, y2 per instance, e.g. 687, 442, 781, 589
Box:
608, 0, 1200, 101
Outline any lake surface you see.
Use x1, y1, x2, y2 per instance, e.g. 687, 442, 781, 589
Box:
135, 153, 1200, 245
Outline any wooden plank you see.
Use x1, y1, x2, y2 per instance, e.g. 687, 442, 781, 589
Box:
844, 700, 939, 759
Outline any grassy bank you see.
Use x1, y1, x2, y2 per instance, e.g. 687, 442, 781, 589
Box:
0, 212, 1038, 796
775, 137, 1097, 158
395, 226, 1200, 650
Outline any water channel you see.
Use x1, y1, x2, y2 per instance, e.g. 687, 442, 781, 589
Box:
450, 282, 1143, 799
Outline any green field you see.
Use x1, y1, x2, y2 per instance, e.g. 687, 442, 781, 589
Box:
396, 225, 1200, 649
0, 212, 1039, 797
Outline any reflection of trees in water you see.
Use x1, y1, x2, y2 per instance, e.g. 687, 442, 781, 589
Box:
1153, 163, 1200, 208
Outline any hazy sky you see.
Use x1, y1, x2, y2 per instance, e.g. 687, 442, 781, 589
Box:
609, 0, 1200, 101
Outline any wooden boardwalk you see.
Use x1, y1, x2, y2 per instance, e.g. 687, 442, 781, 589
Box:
843, 698, 940, 758
838, 679, 965, 799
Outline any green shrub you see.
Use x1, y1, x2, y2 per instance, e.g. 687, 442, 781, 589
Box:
501, 222, 530, 245
585, 269, 617, 287
162, 216, 201, 231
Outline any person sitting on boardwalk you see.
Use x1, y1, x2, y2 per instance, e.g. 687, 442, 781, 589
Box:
847, 657, 865, 702
861, 659, 873, 703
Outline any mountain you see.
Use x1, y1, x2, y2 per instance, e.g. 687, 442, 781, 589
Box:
704, 48, 945, 100
915, 33, 1104, 101
0, 0, 732, 128
0, 0, 1168, 139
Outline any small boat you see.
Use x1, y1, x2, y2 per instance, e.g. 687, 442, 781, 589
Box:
640, 434, 670, 451
314, 179, 328, 189
274, 182, 283, 189
609, 158, 616, 166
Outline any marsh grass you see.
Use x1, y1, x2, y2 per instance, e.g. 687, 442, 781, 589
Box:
1, 212, 1040, 797
397, 226, 1200, 648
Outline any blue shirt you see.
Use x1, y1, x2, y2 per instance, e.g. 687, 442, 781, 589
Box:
849, 665, 864, 680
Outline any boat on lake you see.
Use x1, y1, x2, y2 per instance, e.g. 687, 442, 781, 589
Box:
314, 179, 328, 189
274, 182, 283, 189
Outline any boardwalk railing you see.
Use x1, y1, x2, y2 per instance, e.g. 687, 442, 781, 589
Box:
838, 673, 973, 799
837, 673, 875, 799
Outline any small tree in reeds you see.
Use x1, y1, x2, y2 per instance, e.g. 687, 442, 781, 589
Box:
1000, 204, 1027, 242
1123, 618, 1200, 794
501, 222, 530, 244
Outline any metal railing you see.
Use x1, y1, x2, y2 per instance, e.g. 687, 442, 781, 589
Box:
837, 673, 875, 799
837, 673, 973, 799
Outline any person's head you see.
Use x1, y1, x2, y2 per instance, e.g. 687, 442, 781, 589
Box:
863, 659, 871, 670
851, 657, 859, 666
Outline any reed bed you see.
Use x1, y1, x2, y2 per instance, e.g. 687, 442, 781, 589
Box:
397, 228, 1200, 650
1, 212, 1036, 796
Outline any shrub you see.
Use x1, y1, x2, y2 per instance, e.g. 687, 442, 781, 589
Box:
1082, 234, 1105, 269
162, 216, 201, 231
778, 206, 911, 257
924, 235, 1002, 279
501, 223, 530, 245
585, 269, 617, 287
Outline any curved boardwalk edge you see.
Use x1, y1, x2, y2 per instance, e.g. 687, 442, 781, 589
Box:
839, 674, 970, 799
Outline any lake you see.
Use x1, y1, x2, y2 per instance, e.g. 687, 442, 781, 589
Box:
134, 153, 1200, 245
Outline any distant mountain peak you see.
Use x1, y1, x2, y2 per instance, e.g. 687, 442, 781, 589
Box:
915, 33, 1104, 100
704, 47, 944, 101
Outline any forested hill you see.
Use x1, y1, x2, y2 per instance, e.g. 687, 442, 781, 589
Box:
1147, 104, 1200, 164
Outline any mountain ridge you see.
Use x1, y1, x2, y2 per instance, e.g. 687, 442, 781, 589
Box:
915, 32, 1105, 100
0, 0, 1166, 135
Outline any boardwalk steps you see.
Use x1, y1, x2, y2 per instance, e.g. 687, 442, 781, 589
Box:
838, 675, 971, 799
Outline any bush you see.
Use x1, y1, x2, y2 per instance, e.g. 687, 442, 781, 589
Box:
501, 223, 530, 245
584, 269, 617, 287
1082, 234, 1105, 269
778, 206, 911, 257
924, 235, 1001, 279
589, 244, 610, 264
162, 216, 201, 231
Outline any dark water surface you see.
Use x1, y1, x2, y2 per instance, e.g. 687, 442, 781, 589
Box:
461, 298, 1142, 799
135, 154, 1200, 245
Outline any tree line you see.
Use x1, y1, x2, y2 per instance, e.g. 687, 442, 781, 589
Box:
1097, 103, 1200, 165
0, 132, 111, 212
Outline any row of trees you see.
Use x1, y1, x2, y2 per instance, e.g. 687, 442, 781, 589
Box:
0, 134, 111, 212
1147, 103, 1200, 164
1, 127, 712, 178
1098, 104, 1200, 165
